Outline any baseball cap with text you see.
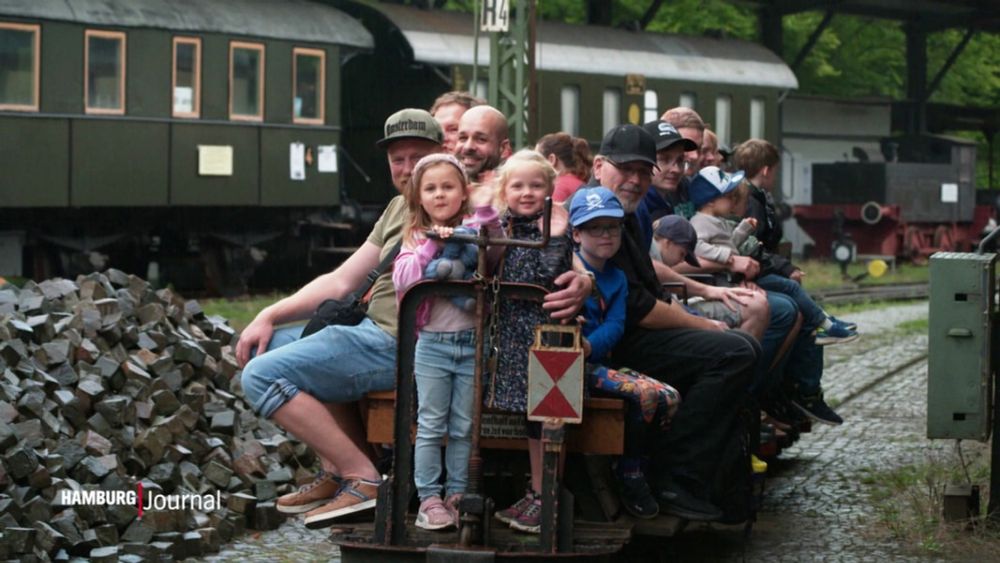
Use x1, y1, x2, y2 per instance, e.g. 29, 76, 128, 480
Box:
569, 187, 625, 227
376, 108, 443, 148
642, 120, 698, 152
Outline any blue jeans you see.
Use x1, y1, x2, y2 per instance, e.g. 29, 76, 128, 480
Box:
240, 317, 397, 418
752, 291, 798, 396
756, 274, 826, 332
413, 329, 477, 500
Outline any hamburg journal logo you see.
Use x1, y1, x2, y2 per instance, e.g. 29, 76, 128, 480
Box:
57, 483, 222, 517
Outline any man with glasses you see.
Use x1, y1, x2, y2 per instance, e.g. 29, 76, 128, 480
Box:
590, 124, 759, 522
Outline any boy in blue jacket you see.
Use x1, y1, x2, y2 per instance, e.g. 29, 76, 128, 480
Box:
569, 187, 681, 520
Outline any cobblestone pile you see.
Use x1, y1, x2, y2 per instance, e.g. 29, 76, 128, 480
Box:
0, 271, 314, 561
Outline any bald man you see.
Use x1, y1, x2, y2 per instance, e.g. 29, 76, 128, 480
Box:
455, 105, 513, 184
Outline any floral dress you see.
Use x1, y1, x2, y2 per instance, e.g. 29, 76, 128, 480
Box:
485, 211, 573, 412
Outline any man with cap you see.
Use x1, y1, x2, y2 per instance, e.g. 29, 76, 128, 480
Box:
591, 124, 759, 521
235, 109, 444, 528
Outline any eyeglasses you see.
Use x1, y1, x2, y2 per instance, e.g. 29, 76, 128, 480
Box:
608, 161, 652, 181
581, 224, 623, 237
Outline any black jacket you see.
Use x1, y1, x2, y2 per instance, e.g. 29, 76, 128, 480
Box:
746, 183, 796, 278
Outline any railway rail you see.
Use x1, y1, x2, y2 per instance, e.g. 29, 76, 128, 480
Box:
811, 282, 929, 306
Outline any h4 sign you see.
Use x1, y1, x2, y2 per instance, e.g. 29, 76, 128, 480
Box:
480, 0, 510, 32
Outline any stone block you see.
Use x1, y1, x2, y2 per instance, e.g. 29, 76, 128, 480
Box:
195, 526, 220, 554
210, 410, 235, 436
21, 495, 53, 523
0, 419, 15, 451
33, 521, 67, 555
254, 480, 277, 502
265, 465, 294, 484
251, 501, 284, 531
89, 545, 118, 563
202, 460, 233, 489
93, 523, 118, 546
135, 303, 165, 326
120, 519, 154, 544
150, 389, 180, 416
4, 527, 36, 554
174, 340, 206, 369
180, 530, 202, 558
7, 445, 40, 480
227, 492, 256, 514
105, 502, 138, 532
80, 429, 113, 456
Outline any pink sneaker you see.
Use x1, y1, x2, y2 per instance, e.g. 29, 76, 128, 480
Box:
494, 491, 535, 525
416, 496, 455, 531
444, 493, 463, 522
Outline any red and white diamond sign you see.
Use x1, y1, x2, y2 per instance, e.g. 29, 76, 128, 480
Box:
527, 327, 584, 424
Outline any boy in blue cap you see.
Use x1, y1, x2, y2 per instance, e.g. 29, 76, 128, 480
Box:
569, 187, 681, 520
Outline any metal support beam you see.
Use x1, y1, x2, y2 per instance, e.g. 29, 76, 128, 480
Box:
925, 27, 975, 101
488, 0, 535, 149
791, 11, 834, 71
639, 0, 665, 30
905, 23, 928, 134
587, 0, 612, 26
759, 6, 784, 58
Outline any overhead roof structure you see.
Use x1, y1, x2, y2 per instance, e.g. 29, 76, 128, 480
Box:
0, 0, 374, 48
739, 0, 1000, 33
371, 3, 799, 90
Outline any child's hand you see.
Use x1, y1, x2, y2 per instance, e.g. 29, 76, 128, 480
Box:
790, 269, 805, 283
745, 217, 758, 229
581, 336, 592, 358
547, 204, 569, 236
431, 225, 455, 240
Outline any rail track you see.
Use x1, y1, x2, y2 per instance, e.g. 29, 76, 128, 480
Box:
811, 282, 929, 306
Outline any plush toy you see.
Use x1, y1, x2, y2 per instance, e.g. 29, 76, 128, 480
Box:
424, 226, 479, 311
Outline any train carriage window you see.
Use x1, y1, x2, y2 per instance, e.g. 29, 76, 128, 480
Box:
602, 88, 621, 135
715, 95, 732, 146
750, 96, 765, 139
84, 30, 126, 115
172, 37, 201, 118
560, 85, 579, 137
293, 48, 325, 124
229, 41, 264, 121
679, 92, 696, 110
0, 22, 39, 112
643, 90, 658, 123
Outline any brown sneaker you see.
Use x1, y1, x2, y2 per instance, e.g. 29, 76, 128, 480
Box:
276, 471, 342, 514
303, 477, 380, 529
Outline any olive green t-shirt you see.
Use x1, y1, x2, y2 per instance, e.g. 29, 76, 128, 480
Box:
365, 195, 407, 337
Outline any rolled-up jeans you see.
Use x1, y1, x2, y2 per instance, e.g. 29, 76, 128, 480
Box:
240, 317, 397, 418
413, 329, 477, 500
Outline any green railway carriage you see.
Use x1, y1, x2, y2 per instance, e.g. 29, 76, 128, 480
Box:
336, 2, 797, 202
0, 0, 371, 291
0, 0, 798, 292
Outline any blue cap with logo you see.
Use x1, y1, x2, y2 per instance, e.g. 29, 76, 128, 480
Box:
689, 166, 746, 209
569, 187, 625, 227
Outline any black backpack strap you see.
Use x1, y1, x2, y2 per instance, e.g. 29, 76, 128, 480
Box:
353, 239, 403, 302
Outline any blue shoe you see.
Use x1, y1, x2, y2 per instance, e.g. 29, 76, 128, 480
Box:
828, 316, 858, 331
815, 322, 859, 345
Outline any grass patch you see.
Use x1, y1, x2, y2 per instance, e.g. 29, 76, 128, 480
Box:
897, 318, 929, 335
822, 299, 911, 317
799, 259, 929, 291
200, 293, 289, 332
865, 442, 1000, 557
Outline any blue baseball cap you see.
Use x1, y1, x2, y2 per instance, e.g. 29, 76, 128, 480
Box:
569, 187, 625, 227
689, 166, 746, 209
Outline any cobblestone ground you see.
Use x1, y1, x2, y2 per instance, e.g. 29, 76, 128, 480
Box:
209, 302, 940, 562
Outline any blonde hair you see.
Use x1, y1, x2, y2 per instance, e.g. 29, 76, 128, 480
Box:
662, 107, 706, 132
404, 154, 470, 244
495, 149, 557, 213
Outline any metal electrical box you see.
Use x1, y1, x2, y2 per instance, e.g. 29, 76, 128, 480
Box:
927, 252, 996, 440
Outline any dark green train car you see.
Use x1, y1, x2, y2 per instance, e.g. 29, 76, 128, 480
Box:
0, 0, 372, 291
336, 2, 797, 199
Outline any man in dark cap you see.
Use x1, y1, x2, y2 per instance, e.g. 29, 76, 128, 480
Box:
591, 124, 759, 522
